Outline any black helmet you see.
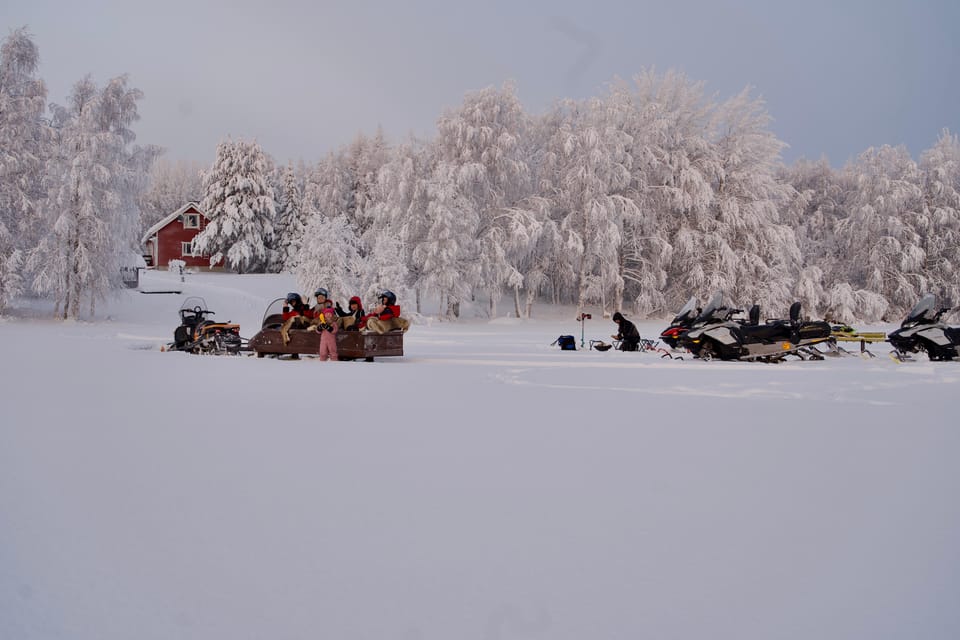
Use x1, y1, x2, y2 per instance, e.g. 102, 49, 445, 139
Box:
380, 290, 396, 305
285, 292, 302, 305
314, 287, 329, 298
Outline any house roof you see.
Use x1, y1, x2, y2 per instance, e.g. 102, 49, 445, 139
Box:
140, 202, 204, 246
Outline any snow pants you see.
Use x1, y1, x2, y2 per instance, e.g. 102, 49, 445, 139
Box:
318, 329, 338, 361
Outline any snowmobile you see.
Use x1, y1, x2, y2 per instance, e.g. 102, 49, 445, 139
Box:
888, 293, 960, 361
167, 296, 242, 355
678, 291, 833, 362
659, 296, 700, 349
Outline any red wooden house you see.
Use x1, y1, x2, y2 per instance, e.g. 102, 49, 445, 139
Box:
141, 203, 214, 269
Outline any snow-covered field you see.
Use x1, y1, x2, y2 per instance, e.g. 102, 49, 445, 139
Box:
2, 271, 959, 640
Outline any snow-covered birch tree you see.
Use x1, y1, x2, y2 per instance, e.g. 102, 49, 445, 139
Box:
0, 27, 49, 312
31, 74, 156, 318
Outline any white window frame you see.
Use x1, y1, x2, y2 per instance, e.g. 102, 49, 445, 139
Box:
183, 213, 200, 229
181, 242, 194, 257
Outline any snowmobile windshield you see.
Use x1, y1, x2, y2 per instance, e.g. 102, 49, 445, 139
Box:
904, 293, 938, 325
673, 297, 698, 323
697, 292, 725, 322
261, 298, 287, 326
179, 297, 208, 314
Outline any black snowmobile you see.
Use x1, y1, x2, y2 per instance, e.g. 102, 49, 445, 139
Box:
888, 293, 960, 361
659, 296, 700, 349
679, 291, 833, 362
167, 296, 243, 355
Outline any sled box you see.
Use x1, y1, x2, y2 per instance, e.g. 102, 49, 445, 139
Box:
247, 328, 404, 361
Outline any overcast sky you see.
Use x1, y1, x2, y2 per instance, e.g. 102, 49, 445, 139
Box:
7, 0, 959, 167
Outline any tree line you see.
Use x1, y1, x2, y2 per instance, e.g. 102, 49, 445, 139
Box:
4, 28, 958, 322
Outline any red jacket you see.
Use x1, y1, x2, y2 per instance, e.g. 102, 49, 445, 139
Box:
282, 304, 315, 321
378, 304, 401, 320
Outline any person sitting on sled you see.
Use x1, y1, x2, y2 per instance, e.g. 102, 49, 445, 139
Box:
311, 287, 331, 317
358, 290, 409, 334
280, 292, 316, 344
335, 295, 364, 331
612, 311, 640, 351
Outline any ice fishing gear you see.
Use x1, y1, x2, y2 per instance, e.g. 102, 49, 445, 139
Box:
576, 312, 592, 348
552, 335, 577, 350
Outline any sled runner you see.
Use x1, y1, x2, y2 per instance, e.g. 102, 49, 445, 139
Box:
247, 298, 404, 361
825, 324, 887, 358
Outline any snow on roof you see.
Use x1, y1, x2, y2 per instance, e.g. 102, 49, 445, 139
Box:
140, 202, 204, 246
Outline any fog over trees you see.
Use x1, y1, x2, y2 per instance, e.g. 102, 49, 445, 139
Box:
3, 27, 959, 322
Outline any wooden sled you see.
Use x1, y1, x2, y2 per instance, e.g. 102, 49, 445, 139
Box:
247, 326, 403, 360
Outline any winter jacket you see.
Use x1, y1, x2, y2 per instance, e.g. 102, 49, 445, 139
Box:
335, 296, 365, 329
613, 314, 640, 351
282, 302, 314, 321
317, 311, 338, 361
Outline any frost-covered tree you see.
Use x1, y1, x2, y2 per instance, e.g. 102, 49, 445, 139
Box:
707, 88, 799, 312
270, 162, 304, 272
411, 161, 479, 316
138, 158, 203, 235
918, 129, 960, 306
836, 145, 925, 318
295, 212, 362, 300
539, 98, 637, 314
779, 157, 853, 315
193, 139, 275, 273
433, 83, 535, 316
373, 137, 432, 311
31, 74, 156, 318
625, 70, 716, 315
0, 27, 49, 312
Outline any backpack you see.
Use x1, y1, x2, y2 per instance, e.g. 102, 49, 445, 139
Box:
553, 335, 576, 350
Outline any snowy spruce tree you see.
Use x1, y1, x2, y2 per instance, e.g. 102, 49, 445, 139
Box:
0, 27, 49, 312
270, 162, 304, 272
193, 139, 276, 273
31, 75, 156, 319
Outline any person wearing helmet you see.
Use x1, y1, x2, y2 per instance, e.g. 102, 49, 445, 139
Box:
280, 292, 317, 345
311, 287, 334, 322
359, 289, 409, 334
611, 311, 640, 351
335, 295, 365, 331
281, 293, 310, 321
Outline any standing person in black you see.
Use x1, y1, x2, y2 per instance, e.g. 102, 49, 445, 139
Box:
611, 311, 641, 351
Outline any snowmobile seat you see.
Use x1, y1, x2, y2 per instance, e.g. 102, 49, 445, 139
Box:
789, 302, 802, 325
740, 321, 790, 342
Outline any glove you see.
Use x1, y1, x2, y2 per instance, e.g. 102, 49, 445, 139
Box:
325, 324, 334, 332
335, 302, 344, 313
